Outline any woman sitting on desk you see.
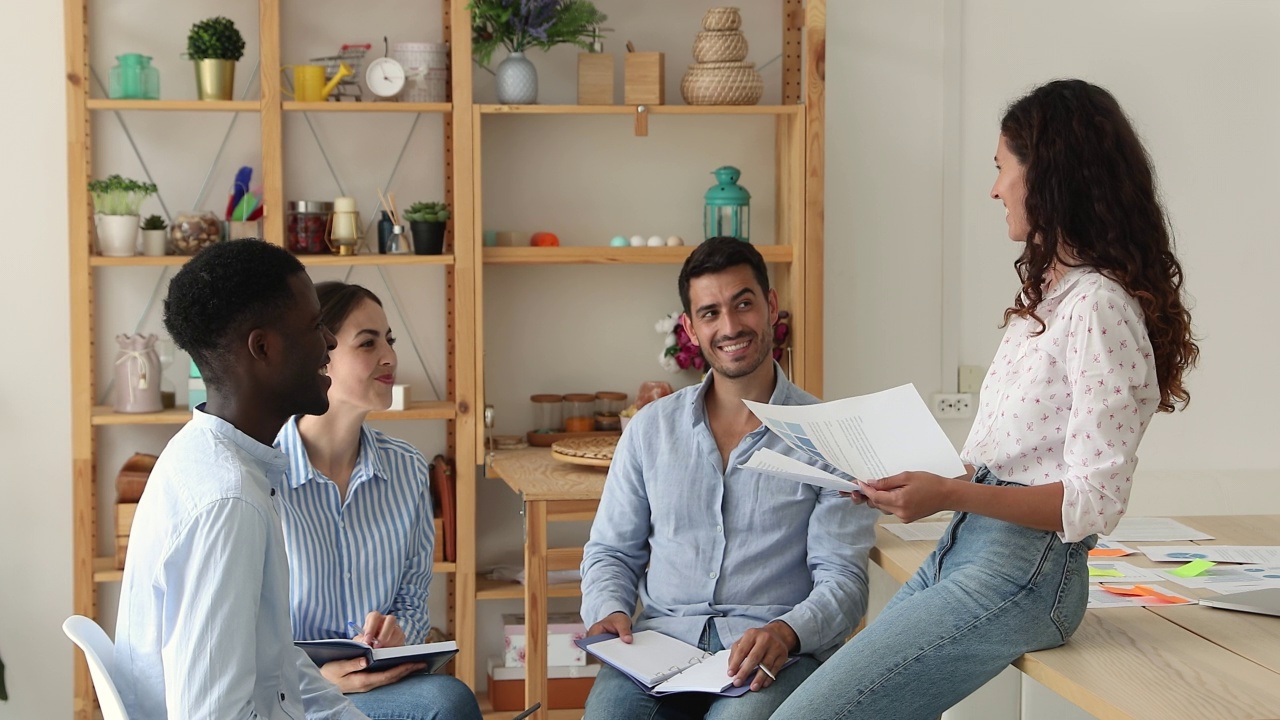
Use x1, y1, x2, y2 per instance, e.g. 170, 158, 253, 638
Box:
274, 281, 481, 720
772, 79, 1200, 719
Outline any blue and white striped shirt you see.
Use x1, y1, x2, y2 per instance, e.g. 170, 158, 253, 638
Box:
274, 417, 437, 644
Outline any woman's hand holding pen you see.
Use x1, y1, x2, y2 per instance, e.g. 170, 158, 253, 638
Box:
352, 611, 406, 649
728, 621, 796, 692
854, 465, 976, 523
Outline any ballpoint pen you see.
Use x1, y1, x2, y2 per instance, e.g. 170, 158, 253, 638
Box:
347, 620, 361, 639
755, 664, 776, 681
512, 703, 541, 720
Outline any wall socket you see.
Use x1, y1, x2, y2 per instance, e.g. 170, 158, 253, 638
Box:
931, 392, 975, 419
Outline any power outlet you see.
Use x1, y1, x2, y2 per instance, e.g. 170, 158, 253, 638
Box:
931, 392, 975, 419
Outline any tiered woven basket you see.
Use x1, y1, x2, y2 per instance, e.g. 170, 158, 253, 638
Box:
682, 7, 763, 105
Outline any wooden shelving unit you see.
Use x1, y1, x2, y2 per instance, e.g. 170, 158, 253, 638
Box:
66, 1, 824, 718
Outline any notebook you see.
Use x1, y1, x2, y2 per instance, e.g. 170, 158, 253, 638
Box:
295, 638, 459, 674
1198, 587, 1280, 617
576, 631, 796, 697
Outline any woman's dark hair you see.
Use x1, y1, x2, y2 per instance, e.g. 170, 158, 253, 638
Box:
1000, 79, 1199, 411
678, 237, 771, 315
163, 239, 305, 388
314, 281, 383, 334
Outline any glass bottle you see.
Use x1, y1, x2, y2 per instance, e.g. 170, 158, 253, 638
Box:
140, 55, 160, 99
563, 394, 596, 433
530, 394, 564, 433
594, 391, 627, 431
109, 53, 146, 99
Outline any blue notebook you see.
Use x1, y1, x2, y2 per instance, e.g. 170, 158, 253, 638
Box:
576, 631, 797, 697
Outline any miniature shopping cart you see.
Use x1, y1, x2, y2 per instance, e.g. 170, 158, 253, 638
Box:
309, 43, 371, 101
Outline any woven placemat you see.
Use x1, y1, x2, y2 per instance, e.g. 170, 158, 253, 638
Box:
550, 436, 619, 460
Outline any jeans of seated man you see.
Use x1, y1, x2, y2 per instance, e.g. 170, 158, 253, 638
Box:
582, 619, 820, 720
349, 672, 483, 720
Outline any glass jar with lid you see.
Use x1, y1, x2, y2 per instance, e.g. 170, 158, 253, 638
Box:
530, 394, 564, 433
563, 393, 596, 433
287, 201, 333, 254
594, 391, 627, 431
169, 211, 223, 255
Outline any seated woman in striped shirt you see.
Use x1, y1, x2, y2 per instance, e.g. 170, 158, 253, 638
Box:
274, 281, 481, 720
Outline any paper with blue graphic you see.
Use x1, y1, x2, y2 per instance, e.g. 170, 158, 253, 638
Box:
741, 383, 965, 486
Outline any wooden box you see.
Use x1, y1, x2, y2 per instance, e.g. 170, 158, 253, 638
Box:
624, 52, 665, 105
116, 502, 138, 569
577, 53, 615, 105
487, 659, 598, 711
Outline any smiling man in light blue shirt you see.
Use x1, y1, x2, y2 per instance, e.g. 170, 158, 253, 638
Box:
580, 238, 878, 720
114, 240, 366, 720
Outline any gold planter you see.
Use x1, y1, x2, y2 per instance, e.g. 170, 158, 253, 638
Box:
194, 59, 235, 101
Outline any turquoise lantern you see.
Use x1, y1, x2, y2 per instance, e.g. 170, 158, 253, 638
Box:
703, 166, 751, 242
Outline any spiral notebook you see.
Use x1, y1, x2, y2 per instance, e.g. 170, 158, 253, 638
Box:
576, 631, 796, 697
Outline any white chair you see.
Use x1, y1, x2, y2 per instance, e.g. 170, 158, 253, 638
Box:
62, 615, 129, 720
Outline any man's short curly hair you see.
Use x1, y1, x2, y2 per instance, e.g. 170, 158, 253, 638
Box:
163, 239, 306, 388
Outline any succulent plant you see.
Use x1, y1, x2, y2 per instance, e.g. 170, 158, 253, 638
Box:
187, 16, 246, 61
141, 214, 167, 231
404, 201, 450, 223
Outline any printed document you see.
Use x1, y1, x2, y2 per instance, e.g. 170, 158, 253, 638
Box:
741, 384, 965, 486
1139, 546, 1280, 565
1098, 517, 1213, 542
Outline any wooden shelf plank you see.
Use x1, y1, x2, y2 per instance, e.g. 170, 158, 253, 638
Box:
87, 99, 259, 112
475, 578, 581, 601
479, 104, 801, 116
484, 245, 794, 265
477, 692, 584, 720
97, 555, 456, 583
90, 254, 455, 268
284, 101, 451, 113
91, 401, 454, 426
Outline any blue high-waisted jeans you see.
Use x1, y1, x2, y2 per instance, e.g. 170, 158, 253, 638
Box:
770, 467, 1095, 720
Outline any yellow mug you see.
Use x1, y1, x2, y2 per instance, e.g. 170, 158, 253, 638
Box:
281, 65, 328, 102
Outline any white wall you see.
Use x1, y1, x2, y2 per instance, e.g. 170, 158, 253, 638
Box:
4, 1, 1279, 718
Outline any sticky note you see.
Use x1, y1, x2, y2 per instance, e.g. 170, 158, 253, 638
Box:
1089, 567, 1124, 578
1089, 548, 1130, 558
1169, 559, 1216, 578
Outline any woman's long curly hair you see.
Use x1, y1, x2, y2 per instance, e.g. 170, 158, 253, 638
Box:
1000, 79, 1199, 411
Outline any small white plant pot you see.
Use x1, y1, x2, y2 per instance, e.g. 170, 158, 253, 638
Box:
141, 228, 168, 256
96, 214, 139, 257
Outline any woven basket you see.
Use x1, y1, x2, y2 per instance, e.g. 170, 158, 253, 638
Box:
681, 62, 763, 106
703, 6, 742, 31
693, 30, 748, 63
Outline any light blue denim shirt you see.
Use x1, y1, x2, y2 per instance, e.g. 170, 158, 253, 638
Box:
114, 406, 365, 720
580, 365, 878, 660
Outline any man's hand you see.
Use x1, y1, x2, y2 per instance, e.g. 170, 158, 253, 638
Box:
353, 612, 405, 649
727, 621, 797, 691
319, 657, 426, 694
586, 612, 633, 643
856, 468, 971, 523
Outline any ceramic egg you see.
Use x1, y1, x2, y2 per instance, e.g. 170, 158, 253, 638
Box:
646, 235, 664, 247
610, 236, 629, 247
665, 235, 684, 247
629, 235, 646, 247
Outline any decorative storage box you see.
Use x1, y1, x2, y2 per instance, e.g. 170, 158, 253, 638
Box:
577, 53, 615, 105
502, 613, 588, 667
624, 52, 665, 105
487, 657, 598, 712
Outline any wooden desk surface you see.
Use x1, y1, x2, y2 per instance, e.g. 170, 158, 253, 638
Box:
487, 447, 608, 501
871, 514, 1280, 720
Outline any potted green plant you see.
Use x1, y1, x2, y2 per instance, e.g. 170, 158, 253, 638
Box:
141, 214, 168, 256
404, 201, 450, 255
89, 175, 158, 257
469, 0, 606, 104
187, 16, 245, 101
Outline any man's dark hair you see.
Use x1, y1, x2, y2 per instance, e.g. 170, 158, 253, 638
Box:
163, 239, 306, 388
678, 237, 771, 315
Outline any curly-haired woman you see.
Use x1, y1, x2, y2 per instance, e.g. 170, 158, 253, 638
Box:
771, 79, 1200, 720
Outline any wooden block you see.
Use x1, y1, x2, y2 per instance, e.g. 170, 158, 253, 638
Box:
624, 52, 665, 105
116, 503, 138, 538
577, 53, 615, 105
434, 517, 444, 562
115, 535, 129, 570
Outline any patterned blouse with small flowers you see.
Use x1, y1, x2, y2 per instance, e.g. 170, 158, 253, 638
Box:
961, 266, 1160, 543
